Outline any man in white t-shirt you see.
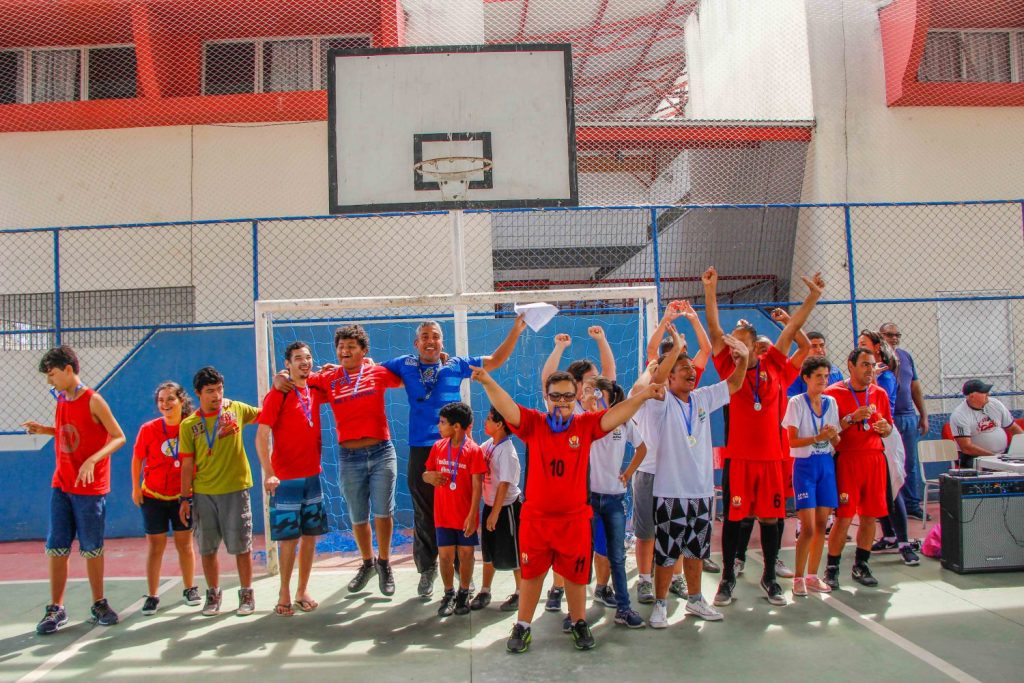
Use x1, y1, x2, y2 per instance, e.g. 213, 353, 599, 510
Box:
949, 379, 1023, 467
633, 325, 748, 627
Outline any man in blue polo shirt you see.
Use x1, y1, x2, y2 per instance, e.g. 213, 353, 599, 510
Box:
382, 316, 527, 597
879, 322, 930, 520
787, 332, 843, 397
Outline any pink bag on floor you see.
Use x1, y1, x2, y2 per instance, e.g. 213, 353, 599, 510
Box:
921, 522, 942, 558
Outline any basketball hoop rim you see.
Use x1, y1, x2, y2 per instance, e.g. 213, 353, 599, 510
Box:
413, 155, 494, 181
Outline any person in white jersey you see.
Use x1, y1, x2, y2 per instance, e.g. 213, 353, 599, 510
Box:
949, 379, 1023, 467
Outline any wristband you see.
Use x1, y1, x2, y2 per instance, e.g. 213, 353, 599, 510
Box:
180, 495, 193, 504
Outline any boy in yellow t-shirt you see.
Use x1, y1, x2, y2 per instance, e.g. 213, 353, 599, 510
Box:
178, 366, 260, 617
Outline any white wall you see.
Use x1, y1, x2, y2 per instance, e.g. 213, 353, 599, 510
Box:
402, 0, 485, 46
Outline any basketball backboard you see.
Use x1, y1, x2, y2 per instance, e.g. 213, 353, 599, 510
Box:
327, 44, 578, 213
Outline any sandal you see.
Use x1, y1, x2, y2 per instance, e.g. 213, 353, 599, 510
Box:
274, 603, 294, 617
294, 598, 319, 612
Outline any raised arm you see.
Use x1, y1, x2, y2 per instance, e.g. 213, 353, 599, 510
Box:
701, 267, 725, 354
721, 335, 750, 394
541, 334, 571, 388
775, 273, 824, 354
771, 307, 811, 369
678, 300, 711, 368
482, 314, 527, 371
600, 382, 665, 433
651, 323, 685, 386
472, 367, 522, 428
589, 325, 616, 381
646, 301, 685, 363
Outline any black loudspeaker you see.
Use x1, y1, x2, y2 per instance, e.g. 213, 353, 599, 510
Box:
940, 473, 1024, 574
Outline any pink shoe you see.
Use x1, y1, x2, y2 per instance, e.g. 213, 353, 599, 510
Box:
805, 575, 832, 593
793, 577, 808, 597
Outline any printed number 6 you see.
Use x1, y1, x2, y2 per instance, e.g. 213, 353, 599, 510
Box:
773, 494, 782, 508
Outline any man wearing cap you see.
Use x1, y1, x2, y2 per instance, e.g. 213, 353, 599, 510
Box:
948, 380, 1023, 468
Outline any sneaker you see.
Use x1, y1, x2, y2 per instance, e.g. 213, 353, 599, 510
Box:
183, 586, 201, 606
562, 615, 573, 633
202, 587, 223, 616
545, 586, 564, 612
506, 622, 531, 653
614, 608, 645, 628
852, 562, 878, 587
805, 575, 833, 593
775, 559, 795, 579
793, 577, 808, 597
760, 577, 786, 606
237, 588, 255, 616
900, 545, 921, 567
500, 593, 519, 612
454, 588, 471, 616
669, 575, 687, 598
417, 567, 437, 598
570, 619, 596, 650
89, 598, 119, 626
437, 590, 457, 617
594, 585, 617, 608
377, 559, 395, 596
823, 566, 840, 590
141, 595, 160, 616
703, 558, 721, 573
906, 510, 931, 522
348, 561, 376, 593
636, 579, 655, 605
36, 604, 68, 635
685, 596, 724, 621
734, 558, 746, 576
871, 538, 899, 553
470, 591, 492, 610
649, 600, 669, 629
713, 579, 736, 606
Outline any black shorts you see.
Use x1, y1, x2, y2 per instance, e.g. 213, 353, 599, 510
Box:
141, 496, 191, 535
481, 500, 521, 571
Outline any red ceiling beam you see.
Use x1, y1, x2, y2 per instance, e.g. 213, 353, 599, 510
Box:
576, 124, 813, 150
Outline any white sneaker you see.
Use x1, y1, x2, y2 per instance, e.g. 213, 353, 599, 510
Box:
775, 559, 795, 579
734, 558, 745, 576
684, 596, 723, 621
649, 600, 669, 629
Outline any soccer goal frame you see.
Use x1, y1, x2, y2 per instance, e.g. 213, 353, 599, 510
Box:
253, 286, 659, 574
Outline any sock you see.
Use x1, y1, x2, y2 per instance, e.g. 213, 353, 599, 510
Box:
376, 557, 389, 566
776, 518, 785, 553
855, 547, 871, 565
479, 586, 491, 594
639, 573, 652, 583
737, 518, 755, 557
827, 553, 841, 569
458, 586, 470, 593
597, 583, 608, 589
721, 519, 740, 581
672, 573, 683, 581
240, 586, 251, 591
687, 593, 703, 603
760, 520, 780, 582
898, 541, 909, 549
516, 619, 531, 629
655, 598, 667, 607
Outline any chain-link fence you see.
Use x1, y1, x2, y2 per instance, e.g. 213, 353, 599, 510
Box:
3, 199, 1023, 433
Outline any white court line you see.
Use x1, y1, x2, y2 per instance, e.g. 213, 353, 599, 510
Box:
17, 578, 178, 683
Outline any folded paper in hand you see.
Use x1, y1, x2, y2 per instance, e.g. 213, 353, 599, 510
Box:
513, 302, 559, 332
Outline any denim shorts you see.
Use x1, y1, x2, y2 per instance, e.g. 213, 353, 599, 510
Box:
46, 488, 106, 558
339, 440, 397, 525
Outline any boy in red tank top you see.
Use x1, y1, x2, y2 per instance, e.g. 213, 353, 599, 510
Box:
23, 345, 126, 634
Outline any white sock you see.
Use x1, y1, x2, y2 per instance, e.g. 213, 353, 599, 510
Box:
639, 573, 652, 583
672, 573, 683, 581
516, 619, 531, 629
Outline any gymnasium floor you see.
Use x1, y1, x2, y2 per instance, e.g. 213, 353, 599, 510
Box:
2, 511, 1022, 683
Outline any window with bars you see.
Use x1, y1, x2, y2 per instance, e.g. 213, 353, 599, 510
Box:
919, 30, 1024, 83
0, 45, 136, 104
202, 35, 371, 95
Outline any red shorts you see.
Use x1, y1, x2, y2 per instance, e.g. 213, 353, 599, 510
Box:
518, 514, 592, 584
727, 459, 785, 521
835, 450, 888, 519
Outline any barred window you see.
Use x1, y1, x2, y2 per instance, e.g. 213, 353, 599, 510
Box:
0, 45, 137, 103
919, 30, 1022, 83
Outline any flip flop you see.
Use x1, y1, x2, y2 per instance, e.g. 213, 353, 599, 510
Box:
294, 598, 319, 612
274, 603, 294, 617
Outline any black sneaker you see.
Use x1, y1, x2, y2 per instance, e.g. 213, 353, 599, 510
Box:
906, 509, 931, 522
36, 604, 68, 635
760, 577, 786, 606
470, 591, 492, 611
871, 538, 899, 553
417, 567, 437, 598
852, 562, 878, 587
593, 584, 616, 608
499, 593, 519, 612
562, 615, 573, 633
900, 545, 921, 566
703, 558, 721, 573
545, 586, 564, 612
141, 595, 160, 616
377, 559, 395, 596
571, 619, 596, 650
437, 590, 457, 617
183, 586, 201, 606
89, 598, 119, 626
824, 566, 841, 590
454, 588, 472, 615
506, 622, 531, 653
712, 578, 736, 607
348, 561, 376, 593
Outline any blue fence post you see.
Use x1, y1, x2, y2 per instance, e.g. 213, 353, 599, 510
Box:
52, 229, 61, 346
251, 220, 260, 302
650, 207, 662, 316
844, 205, 859, 346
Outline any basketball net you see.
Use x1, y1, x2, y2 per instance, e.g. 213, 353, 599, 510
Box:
413, 156, 493, 202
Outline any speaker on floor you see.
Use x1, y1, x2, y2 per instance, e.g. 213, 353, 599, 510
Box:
940, 473, 1024, 574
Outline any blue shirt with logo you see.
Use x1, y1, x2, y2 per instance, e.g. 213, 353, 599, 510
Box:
381, 354, 484, 446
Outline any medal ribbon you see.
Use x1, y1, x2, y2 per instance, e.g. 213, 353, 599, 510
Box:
846, 382, 870, 430
161, 418, 180, 461
200, 409, 221, 452
294, 385, 314, 426
446, 438, 465, 488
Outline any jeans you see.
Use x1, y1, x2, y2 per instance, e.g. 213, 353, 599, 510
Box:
590, 492, 630, 611
879, 464, 909, 542
895, 414, 923, 513
339, 440, 397, 525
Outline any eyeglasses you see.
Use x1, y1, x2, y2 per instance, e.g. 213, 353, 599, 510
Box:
547, 392, 576, 402
882, 332, 902, 339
